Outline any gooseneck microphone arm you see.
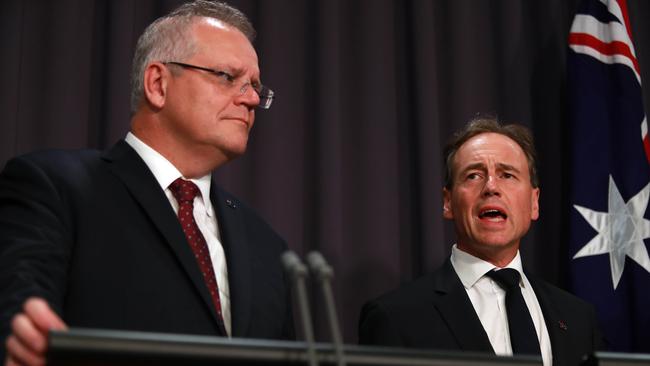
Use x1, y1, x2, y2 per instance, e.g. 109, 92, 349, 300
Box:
306, 251, 345, 366
281, 251, 319, 366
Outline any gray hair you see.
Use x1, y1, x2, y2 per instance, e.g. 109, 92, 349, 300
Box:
443, 117, 539, 189
130, 0, 256, 113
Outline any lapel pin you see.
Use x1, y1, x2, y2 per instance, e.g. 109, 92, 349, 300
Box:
558, 320, 568, 331
226, 199, 237, 209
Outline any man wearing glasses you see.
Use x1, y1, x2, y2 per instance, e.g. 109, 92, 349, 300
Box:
0, 1, 293, 364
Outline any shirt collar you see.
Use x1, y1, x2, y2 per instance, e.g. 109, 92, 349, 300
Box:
450, 244, 525, 289
125, 132, 213, 212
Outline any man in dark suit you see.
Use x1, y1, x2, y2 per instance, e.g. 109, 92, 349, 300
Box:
359, 118, 603, 366
0, 1, 293, 365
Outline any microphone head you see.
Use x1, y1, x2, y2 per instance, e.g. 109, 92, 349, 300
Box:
306, 251, 334, 278
281, 250, 308, 277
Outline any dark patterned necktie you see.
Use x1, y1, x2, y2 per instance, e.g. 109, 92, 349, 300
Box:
169, 178, 224, 324
486, 268, 541, 355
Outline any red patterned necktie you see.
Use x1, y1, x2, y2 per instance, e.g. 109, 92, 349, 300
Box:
169, 178, 224, 323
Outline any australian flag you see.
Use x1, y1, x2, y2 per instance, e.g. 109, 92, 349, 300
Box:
568, 0, 650, 352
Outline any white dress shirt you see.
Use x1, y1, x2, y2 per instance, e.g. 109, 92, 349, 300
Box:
450, 244, 552, 366
125, 132, 232, 336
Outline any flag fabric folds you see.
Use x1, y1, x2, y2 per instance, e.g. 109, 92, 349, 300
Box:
568, 0, 650, 352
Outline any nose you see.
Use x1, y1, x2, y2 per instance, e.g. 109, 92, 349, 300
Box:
234, 83, 261, 109
482, 174, 501, 197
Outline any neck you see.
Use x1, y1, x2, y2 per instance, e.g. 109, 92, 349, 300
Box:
456, 242, 519, 268
130, 113, 229, 178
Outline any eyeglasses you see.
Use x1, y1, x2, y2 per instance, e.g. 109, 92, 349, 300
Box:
163, 61, 274, 109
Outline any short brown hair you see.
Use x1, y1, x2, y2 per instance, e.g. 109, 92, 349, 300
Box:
443, 117, 539, 188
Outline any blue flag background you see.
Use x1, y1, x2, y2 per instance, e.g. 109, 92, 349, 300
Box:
568, 0, 650, 352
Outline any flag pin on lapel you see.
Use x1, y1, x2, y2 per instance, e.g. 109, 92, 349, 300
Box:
226, 199, 237, 209
558, 320, 568, 331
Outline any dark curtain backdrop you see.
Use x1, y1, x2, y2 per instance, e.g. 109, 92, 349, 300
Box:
1, 0, 649, 343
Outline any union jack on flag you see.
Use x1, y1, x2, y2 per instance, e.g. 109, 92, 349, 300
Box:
568, 0, 650, 352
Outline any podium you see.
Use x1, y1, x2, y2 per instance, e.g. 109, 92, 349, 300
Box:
48, 328, 542, 365
582, 352, 650, 366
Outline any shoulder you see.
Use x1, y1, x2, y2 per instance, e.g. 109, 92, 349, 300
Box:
527, 274, 600, 332
366, 260, 458, 308
528, 275, 595, 311
10, 148, 102, 164
2, 148, 103, 179
211, 184, 287, 246
527, 275, 605, 353
366, 273, 438, 311
361, 262, 456, 323
359, 265, 456, 346
1, 148, 105, 194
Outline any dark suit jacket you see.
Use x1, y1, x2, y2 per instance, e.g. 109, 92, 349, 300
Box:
359, 259, 603, 366
0, 141, 293, 353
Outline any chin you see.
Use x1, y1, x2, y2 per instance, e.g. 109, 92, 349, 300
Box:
211, 134, 248, 156
222, 143, 248, 159
478, 239, 518, 251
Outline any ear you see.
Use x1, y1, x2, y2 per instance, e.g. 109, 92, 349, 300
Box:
443, 187, 454, 219
530, 187, 540, 221
143, 62, 168, 109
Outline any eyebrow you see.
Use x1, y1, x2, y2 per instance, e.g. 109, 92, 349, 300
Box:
459, 162, 486, 175
458, 162, 521, 175
218, 64, 261, 84
496, 163, 521, 173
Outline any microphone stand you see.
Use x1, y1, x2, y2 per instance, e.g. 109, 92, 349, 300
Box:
282, 251, 318, 366
307, 251, 345, 366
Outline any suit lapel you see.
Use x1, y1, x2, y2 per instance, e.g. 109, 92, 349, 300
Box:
211, 185, 252, 338
433, 260, 494, 352
103, 141, 225, 332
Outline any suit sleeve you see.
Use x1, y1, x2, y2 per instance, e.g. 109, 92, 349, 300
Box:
358, 300, 404, 346
0, 156, 72, 350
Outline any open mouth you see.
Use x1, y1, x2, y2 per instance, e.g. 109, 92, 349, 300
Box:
478, 208, 507, 221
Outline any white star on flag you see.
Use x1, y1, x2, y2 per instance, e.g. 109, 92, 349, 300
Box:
573, 175, 650, 289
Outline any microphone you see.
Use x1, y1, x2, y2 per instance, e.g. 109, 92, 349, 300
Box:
281, 251, 319, 366
306, 251, 345, 366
